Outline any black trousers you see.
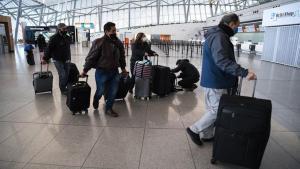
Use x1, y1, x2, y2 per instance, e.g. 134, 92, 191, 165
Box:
178, 77, 199, 88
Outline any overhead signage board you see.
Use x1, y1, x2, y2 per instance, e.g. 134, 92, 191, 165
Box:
262, 2, 300, 27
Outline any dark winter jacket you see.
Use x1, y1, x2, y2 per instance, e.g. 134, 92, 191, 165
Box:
130, 42, 155, 63
37, 34, 46, 50
83, 35, 126, 72
44, 32, 71, 62
200, 23, 248, 89
171, 59, 199, 80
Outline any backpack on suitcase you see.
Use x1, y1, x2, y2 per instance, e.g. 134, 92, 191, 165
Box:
33, 64, 53, 94
211, 78, 272, 169
66, 76, 91, 115
151, 65, 172, 97
67, 62, 80, 84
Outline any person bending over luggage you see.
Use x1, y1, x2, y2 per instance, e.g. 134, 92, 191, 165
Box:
129, 32, 157, 93
24, 41, 35, 65
42, 23, 72, 95
80, 22, 128, 118
171, 59, 199, 91
186, 13, 257, 146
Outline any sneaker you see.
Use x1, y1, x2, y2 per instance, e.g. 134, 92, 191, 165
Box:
105, 109, 119, 117
186, 127, 203, 146
93, 99, 99, 109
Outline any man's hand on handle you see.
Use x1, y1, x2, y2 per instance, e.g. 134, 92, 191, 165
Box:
41, 58, 47, 65
80, 71, 88, 78
246, 70, 257, 81
121, 68, 128, 77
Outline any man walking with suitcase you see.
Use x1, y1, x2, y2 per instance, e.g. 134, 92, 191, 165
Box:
186, 13, 257, 145
80, 22, 127, 117
42, 23, 72, 95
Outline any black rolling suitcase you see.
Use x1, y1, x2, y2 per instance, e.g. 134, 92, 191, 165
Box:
33, 64, 53, 94
105, 74, 134, 100
115, 75, 133, 100
211, 79, 272, 169
26, 52, 35, 65
151, 65, 172, 96
66, 76, 91, 115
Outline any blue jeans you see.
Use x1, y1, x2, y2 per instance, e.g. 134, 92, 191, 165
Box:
53, 60, 69, 92
94, 69, 120, 111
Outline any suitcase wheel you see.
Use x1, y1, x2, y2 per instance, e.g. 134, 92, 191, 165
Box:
85, 109, 88, 114
72, 111, 76, 115
210, 158, 216, 164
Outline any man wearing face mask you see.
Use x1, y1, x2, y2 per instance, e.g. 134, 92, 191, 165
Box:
186, 13, 257, 146
43, 23, 71, 95
80, 22, 127, 117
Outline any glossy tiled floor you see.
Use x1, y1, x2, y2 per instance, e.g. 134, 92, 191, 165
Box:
0, 44, 299, 169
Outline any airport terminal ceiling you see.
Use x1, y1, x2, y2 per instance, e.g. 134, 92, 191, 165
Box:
0, 0, 275, 32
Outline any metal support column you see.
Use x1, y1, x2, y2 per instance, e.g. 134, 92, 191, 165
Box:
54, 12, 58, 25
157, 0, 161, 24
98, 0, 103, 32
14, 0, 22, 44
183, 0, 187, 23
72, 0, 77, 25
39, 6, 44, 25
214, 0, 220, 15
128, 0, 131, 29
209, 3, 213, 17
185, 0, 191, 23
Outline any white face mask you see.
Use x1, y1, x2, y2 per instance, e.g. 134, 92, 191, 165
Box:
142, 37, 147, 42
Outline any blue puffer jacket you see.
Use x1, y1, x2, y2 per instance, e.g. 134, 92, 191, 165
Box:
200, 24, 248, 89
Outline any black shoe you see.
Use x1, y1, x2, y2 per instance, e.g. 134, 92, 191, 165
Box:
201, 137, 214, 142
186, 128, 202, 146
93, 99, 99, 109
105, 109, 119, 117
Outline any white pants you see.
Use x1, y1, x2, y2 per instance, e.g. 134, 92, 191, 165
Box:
190, 88, 227, 139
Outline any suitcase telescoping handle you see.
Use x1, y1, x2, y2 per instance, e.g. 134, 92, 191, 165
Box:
238, 77, 257, 97
40, 63, 49, 73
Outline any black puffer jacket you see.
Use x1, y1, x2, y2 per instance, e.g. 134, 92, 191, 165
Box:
44, 32, 71, 62
171, 59, 200, 79
130, 42, 155, 63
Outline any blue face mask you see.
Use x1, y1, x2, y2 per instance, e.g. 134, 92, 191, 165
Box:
233, 27, 239, 34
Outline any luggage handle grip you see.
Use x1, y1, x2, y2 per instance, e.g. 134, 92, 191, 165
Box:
238, 77, 257, 98
79, 74, 88, 82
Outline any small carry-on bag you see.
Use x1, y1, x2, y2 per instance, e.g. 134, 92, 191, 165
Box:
115, 74, 134, 100
134, 57, 153, 100
67, 62, 80, 84
66, 76, 91, 115
104, 74, 134, 100
211, 78, 272, 169
33, 64, 53, 94
26, 52, 35, 65
151, 65, 172, 97
134, 77, 151, 100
